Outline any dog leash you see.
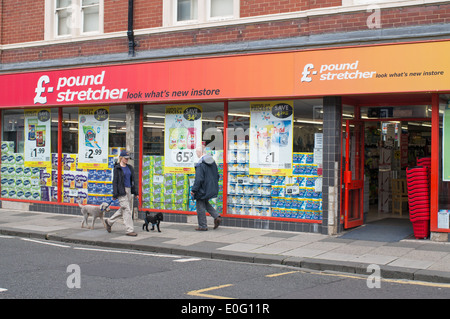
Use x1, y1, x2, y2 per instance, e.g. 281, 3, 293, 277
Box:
101, 200, 113, 212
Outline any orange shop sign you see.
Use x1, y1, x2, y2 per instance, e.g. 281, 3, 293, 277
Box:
0, 40, 449, 107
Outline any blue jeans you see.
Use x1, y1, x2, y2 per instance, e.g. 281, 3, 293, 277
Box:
196, 199, 219, 229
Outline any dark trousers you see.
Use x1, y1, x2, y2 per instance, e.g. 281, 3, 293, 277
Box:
196, 199, 219, 228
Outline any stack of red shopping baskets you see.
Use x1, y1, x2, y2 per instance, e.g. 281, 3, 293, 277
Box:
406, 163, 430, 239
417, 157, 431, 180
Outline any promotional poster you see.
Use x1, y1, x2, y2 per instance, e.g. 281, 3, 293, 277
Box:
249, 101, 294, 176
24, 108, 52, 168
164, 105, 202, 174
77, 106, 109, 169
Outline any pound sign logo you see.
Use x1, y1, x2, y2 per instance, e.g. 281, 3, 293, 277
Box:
34, 75, 53, 104
301, 63, 316, 83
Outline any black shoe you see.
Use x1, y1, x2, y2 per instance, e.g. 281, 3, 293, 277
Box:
195, 227, 208, 231
105, 219, 111, 233
213, 216, 222, 229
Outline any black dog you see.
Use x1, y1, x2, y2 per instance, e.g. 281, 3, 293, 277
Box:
142, 212, 163, 232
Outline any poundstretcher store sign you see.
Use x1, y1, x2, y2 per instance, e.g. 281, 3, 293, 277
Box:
1, 40, 449, 108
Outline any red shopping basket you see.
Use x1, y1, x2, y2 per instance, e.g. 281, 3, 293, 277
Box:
412, 220, 430, 239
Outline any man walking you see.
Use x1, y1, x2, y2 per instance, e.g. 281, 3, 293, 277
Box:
190, 144, 222, 231
105, 150, 138, 236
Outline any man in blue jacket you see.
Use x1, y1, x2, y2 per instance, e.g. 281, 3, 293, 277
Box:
190, 144, 222, 231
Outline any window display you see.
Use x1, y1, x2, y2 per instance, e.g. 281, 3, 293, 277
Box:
142, 102, 224, 213
61, 106, 126, 205
0, 106, 128, 205
227, 100, 323, 221
438, 98, 450, 229
1, 109, 58, 201
0, 98, 323, 224
249, 101, 294, 176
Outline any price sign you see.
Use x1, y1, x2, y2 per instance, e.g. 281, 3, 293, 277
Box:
249, 101, 293, 176
173, 150, 194, 163
24, 109, 51, 168
78, 106, 109, 169
164, 105, 202, 174
30, 147, 46, 158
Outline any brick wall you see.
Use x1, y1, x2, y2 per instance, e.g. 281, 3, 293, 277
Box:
2, 0, 44, 44
104, 0, 162, 32
1, 1, 449, 64
240, 0, 342, 17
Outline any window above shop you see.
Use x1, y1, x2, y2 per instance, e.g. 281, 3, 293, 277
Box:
45, 0, 103, 40
163, 0, 239, 27
343, 0, 408, 5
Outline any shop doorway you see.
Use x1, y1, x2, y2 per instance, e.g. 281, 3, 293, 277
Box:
364, 119, 431, 222
341, 101, 432, 235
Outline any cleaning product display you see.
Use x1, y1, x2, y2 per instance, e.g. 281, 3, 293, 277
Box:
0, 141, 117, 205
227, 140, 322, 220
141, 153, 223, 213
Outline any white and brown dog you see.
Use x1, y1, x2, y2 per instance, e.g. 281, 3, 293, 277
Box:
78, 201, 111, 229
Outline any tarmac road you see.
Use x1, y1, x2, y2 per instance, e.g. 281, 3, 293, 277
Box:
1, 234, 449, 302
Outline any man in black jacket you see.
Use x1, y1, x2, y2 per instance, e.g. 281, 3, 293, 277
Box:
105, 150, 138, 236
190, 144, 222, 231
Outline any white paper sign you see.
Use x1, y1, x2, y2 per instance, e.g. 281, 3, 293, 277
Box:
164, 105, 202, 174
24, 109, 52, 168
78, 106, 109, 169
438, 210, 450, 229
249, 101, 294, 176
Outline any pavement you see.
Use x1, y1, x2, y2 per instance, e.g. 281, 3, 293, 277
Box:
1, 208, 450, 285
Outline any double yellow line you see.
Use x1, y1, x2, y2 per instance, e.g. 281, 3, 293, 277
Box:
186, 269, 450, 299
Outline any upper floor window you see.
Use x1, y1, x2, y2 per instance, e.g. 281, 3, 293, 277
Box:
81, 0, 100, 33
48, 0, 103, 39
164, 0, 239, 26
343, 0, 397, 4
209, 0, 234, 19
177, 0, 198, 21
56, 0, 72, 36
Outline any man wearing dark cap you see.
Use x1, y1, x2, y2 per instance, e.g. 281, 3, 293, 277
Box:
105, 150, 138, 236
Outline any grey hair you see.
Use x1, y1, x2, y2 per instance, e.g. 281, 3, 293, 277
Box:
196, 144, 206, 154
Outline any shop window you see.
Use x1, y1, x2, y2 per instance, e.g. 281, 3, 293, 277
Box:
226, 100, 323, 221
439, 96, 450, 229
61, 105, 126, 205
142, 103, 224, 213
1, 109, 58, 202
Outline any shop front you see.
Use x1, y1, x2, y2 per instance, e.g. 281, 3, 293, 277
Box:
0, 39, 449, 238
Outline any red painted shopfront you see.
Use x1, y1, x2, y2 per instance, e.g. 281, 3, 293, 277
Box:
0, 39, 449, 236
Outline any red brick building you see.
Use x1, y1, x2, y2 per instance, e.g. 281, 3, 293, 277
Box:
1, 1, 449, 65
0, 0, 449, 239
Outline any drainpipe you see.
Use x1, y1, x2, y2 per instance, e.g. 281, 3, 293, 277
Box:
127, 0, 136, 57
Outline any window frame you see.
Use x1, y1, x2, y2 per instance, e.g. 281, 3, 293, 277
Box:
167, 0, 239, 27
46, 0, 103, 40
207, 0, 236, 21
55, 0, 73, 37
81, 0, 101, 34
